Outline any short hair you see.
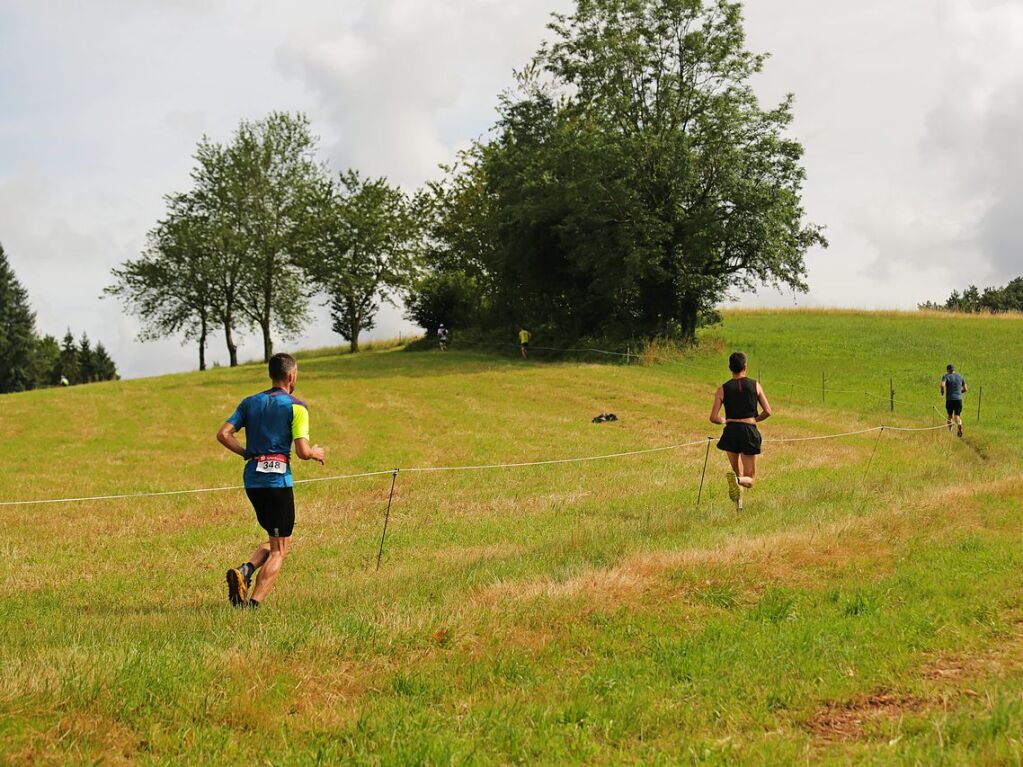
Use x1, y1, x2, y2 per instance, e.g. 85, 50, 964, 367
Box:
269, 353, 297, 381
946, 363, 955, 372
728, 352, 747, 374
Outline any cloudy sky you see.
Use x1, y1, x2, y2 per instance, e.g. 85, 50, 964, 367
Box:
1, 0, 1020, 378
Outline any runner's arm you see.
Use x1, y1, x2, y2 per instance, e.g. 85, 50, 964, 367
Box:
755, 382, 773, 422
709, 387, 725, 425
940, 377, 946, 396
217, 422, 248, 458
294, 438, 326, 465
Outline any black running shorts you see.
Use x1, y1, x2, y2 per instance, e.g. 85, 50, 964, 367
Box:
717, 422, 762, 456
245, 487, 295, 538
946, 399, 963, 417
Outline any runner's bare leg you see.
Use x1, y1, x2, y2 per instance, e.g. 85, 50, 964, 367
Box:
248, 542, 271, 570
727, 451, 742, 477
739, 454, 756, 488
250, 536, 290, 603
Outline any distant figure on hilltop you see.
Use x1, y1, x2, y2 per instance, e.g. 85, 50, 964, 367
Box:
217, 353, 326, 609
437, 324, 448, 352
940, 363, 968, 438
518, 328, 530, 358
709, 352, 772, 512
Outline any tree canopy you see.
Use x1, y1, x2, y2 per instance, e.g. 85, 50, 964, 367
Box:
421, 0, 825, 342
921, 277, 1023, 314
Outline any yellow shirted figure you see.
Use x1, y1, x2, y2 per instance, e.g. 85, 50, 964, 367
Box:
518, 329, 530, 358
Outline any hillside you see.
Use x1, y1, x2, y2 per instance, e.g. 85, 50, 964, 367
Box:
2, 310, 1022, 764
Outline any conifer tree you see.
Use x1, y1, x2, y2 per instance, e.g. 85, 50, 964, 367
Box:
58, 330, 80, 385
0, 242, 39, 393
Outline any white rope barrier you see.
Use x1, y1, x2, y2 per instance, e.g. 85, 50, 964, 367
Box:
0, 423, 954, 508
763, 426, 883, 443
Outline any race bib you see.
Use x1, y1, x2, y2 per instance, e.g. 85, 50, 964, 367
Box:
255, 457, 287, 474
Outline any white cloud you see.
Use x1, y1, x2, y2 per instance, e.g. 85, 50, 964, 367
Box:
1, 0, 1022, 376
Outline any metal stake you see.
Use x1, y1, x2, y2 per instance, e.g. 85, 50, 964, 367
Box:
696, 437, 712, 506
375, 469, 400, 571
863, 426, 885, 479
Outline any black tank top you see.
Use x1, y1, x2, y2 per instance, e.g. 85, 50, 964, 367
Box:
722, 377, 758, 420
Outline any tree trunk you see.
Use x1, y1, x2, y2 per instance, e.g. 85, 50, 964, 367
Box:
198, 316, 207, 372
224, 317, 238, 367
262, 269, 274, 362
349, 315, 360, 354
261, 320, 273, 362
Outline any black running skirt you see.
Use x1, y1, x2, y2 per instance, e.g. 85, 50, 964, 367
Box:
717, 422, 762, 456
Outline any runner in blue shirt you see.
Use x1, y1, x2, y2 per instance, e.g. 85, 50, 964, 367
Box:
940, 363, 968, 438
217, 353, 325, 608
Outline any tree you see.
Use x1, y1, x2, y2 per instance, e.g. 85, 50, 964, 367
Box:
78, 333, 96, 383
922, 277, 1023, 313
189, 140, 249, 367
303, 171, 420, 352
93, 343, 118, 381
32, 334, 61, 387
404, 271, 483, 334
228, 113, 324, 361
0, 242, 39, 393
106, 193, 220, 370
430, 0, 825, 342
58, 330, 80, 385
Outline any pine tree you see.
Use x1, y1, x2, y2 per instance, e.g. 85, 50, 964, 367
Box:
93, 343, 119, 381
78, 333, 96, 383
32, 334, 61, 387
0, 242, 39, 393
58, 330, 80, 384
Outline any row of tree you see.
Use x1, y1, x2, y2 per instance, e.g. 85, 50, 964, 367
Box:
109, 0, 823, 365
106, 114, 420, 368
0, 243, 118, 393
920, 277, 1023, 314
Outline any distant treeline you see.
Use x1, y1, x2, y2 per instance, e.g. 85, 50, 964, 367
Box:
920, 277, 1023, 314
0, 242, 118, 394
107, 1, 824, 369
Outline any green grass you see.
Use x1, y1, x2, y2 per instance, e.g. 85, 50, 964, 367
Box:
2, 309, 1022, 765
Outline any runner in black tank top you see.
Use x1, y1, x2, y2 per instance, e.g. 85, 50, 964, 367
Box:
709, 352, 773, 511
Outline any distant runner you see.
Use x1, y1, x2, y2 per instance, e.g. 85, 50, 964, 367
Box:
940, 363, 968, 438
519, 328, 531, 358
217, 353, 326, 608
437, 324, 449, 351
709, 352, 772, 512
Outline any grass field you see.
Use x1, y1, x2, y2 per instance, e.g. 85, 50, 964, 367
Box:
2, 310, 1022, 765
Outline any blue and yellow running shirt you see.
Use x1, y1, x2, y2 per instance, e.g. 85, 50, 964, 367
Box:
226, 388, 310, 488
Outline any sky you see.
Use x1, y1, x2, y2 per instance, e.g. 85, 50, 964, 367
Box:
1, 0, 1021, 378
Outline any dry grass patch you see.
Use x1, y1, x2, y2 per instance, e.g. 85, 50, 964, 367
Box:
806, 691, 925, 742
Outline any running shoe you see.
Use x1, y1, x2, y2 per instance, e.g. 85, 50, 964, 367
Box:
725, 471, 741, 504
226, 568, 248, 607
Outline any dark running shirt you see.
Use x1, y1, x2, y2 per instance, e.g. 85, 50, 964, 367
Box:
942, 372, 966, 401
722, 377, 759, 420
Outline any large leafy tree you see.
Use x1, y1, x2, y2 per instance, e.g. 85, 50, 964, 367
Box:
0, 241, 39, 393
228, 113, 323, 361
108, 113, 324, 367
429, 0, 825, 341
303, 171, 420, 352
107, 194, 220, 370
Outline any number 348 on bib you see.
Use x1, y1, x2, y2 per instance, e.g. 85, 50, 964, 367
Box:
254, 454, 288, 474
